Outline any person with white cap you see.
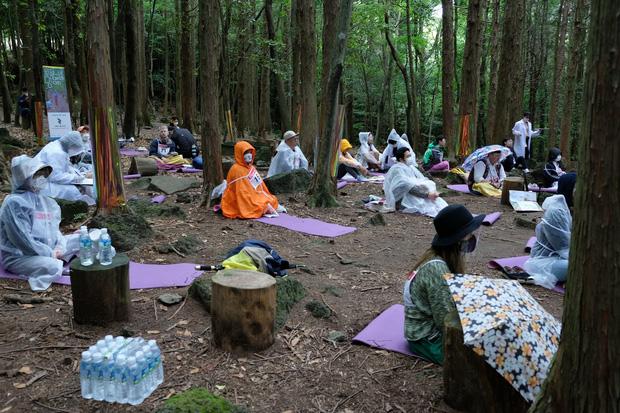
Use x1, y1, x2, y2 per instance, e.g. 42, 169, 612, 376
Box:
34, 131, 95, 205
267, 130, 309, 178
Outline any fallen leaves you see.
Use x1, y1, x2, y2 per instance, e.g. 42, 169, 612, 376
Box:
13, 370, 47, 389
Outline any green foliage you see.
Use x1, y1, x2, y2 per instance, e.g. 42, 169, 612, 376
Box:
157, 388, 248, 413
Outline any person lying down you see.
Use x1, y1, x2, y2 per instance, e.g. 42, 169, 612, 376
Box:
383, 147, 448, 217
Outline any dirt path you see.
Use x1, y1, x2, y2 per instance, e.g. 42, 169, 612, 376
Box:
0, 122, 563, 412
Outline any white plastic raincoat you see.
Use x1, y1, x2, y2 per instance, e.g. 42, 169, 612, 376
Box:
267, 140, 309, 178
35, 132, 95, 205
383, 162, 448, 217
356, 132, 381, 168
0, 156, 80, 290
524, 195, 571, 289
380, 129, 414, 170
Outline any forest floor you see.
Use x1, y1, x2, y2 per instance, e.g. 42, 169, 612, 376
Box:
0, 122, 563, 412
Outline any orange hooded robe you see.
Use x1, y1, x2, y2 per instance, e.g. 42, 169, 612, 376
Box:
221, 141, 279, 219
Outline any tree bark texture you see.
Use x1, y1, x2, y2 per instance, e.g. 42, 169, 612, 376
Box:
198, 0, 224, 193
265, 0, 291, 132
308, 0, 353, 208
0, 45, 12, 123
441, 0, 456, 155
405, 0, 421, 151
530, 0, 620, 410
491, 0, 526, 144
296, 0, 319, 160
485, 0, 501, 143
558, 0, 589, 162
122, 0, 138, 139
136, 0, 150, 127
547, 0, 572, 148
180, 0, 196, 132
456, 0, 488, 156
63, 0, 80, 126
87, 0, 126, 214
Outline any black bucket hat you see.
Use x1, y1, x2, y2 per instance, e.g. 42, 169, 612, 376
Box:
432, 204, 484, 247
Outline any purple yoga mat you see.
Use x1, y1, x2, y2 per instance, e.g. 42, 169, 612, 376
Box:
352, 304, 425, 359
525, 236, 537, 252
337, 181, 349, 190
151, 195, 166, 204
482, 211, 502, 226
124, 174, 141, 180
487, 256, 565, 294
447, 184, 472, 194
120, 148, 148, 157
0, 262, 203, 290
528, 185, 558, 193
156, 162, 184, 171
180, 167, 202, 174
255, 214, 356, 237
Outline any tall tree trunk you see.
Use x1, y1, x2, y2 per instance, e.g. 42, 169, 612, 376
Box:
384, 12, 415, 151
265, 0, 291, 132
122, 0, 138, 139
290, 0, 301, 129
29, 0, 43, 108
441, 0, 456, 155
456, 0, 488, 157
490, 0, 526, 145
547, 0, 572, 148
63, 0, 80, 126
17, 0, 34, 128
115, 0, 127, 106
107, 0, 116, 107
558, 0, 588, 163
174, 0, 182, 115
297, 0, 319, 160
405, 0, 421, 152
136, 0, 150, 128
376, 46, 394, 140
485, 0, 501, 139
146, 0, 157, 100
309, 0, 353, 208
180, 0, 196, 131
162, 23, 170, 115
198, 0, 224, 197
0, 40, 13, 123
530, 0, 620, 410
76, 19, 90, 124
86, 0, 126, 214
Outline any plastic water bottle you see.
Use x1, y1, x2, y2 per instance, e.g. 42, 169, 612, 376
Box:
99, 228, 113, 265
127, 356, 141, 405
80, 351, 93, 399
103, 355, 116, 402
148, 340, 164, 385
79, 226, 93, 266
142, 347, 155, 392
92, 352, 105, 401
115, 355, 129, 404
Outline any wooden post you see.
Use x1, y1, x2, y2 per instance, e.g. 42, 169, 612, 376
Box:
501, 176, 525, 205
443, 311, 529, 413
128, 157, 158, 176
70, 253, 130, 325
211, 269, 276, 352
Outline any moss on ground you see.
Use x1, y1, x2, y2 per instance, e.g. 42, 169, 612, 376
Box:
56, 199, 90, 225
305, 300, 331, 319
158, 234, 200, 255
128, 199, 186, 219
89, 209, 153, 252
156, 388, 247, 413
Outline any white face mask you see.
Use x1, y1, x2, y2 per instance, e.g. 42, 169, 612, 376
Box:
405, 157, 414, 166
81, 133, 90, 143
555, 155, 562, 162
243, 153, 253, 164
31, 176, 47, 192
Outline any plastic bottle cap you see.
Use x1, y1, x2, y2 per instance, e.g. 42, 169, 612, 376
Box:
82, 351, 92, 359
148, 339, 156, 346
93, 352, 103, 361
135, 351, 144, 359
127, 356, 136, 366
101, 228, 108, 234
105, 335, 113, 341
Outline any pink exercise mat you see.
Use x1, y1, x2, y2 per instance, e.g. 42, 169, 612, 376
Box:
446, 184, 472, 194
487, 256, 565, 294
482, 211, 502, 226
525, 236, 537, 252
352, 304, 427, 360
0, 262, 203, 290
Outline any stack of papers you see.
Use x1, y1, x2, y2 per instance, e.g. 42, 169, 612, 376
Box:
509, 190, 543, 212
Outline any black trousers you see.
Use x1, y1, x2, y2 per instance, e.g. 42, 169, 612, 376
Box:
337, 164, 360, 179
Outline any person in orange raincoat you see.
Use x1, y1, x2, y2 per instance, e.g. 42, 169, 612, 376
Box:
221, 141, 280, 219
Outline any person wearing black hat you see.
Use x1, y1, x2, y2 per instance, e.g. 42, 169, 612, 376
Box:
403, 204, 484, 364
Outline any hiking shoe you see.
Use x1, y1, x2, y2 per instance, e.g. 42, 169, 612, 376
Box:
356, 176, 369, 182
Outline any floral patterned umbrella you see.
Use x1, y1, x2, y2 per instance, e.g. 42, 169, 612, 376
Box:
443, 273, 561, 402
460, 144, 512, 172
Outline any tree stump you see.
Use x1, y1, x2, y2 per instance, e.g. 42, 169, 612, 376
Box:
70, 253, 130, 325
128, 157, 158, 176
501, 177, 525, 206
211, 269, 276, 352
443, 311, 529, 413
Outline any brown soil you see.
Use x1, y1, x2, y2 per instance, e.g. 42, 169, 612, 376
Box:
0, 122, 563, 412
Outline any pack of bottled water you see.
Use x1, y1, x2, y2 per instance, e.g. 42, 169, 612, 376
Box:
79, 335, 164, 404
79, 226, 113, 267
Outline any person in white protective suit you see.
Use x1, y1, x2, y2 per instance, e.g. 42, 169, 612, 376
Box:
356, 132, 381, 170
0, 156, 81, 290
35, 131, 95, 205
383, 146, 448, 217
267, 130, 309, 178
524, 195, 571, 289
380, 129, 414, 171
